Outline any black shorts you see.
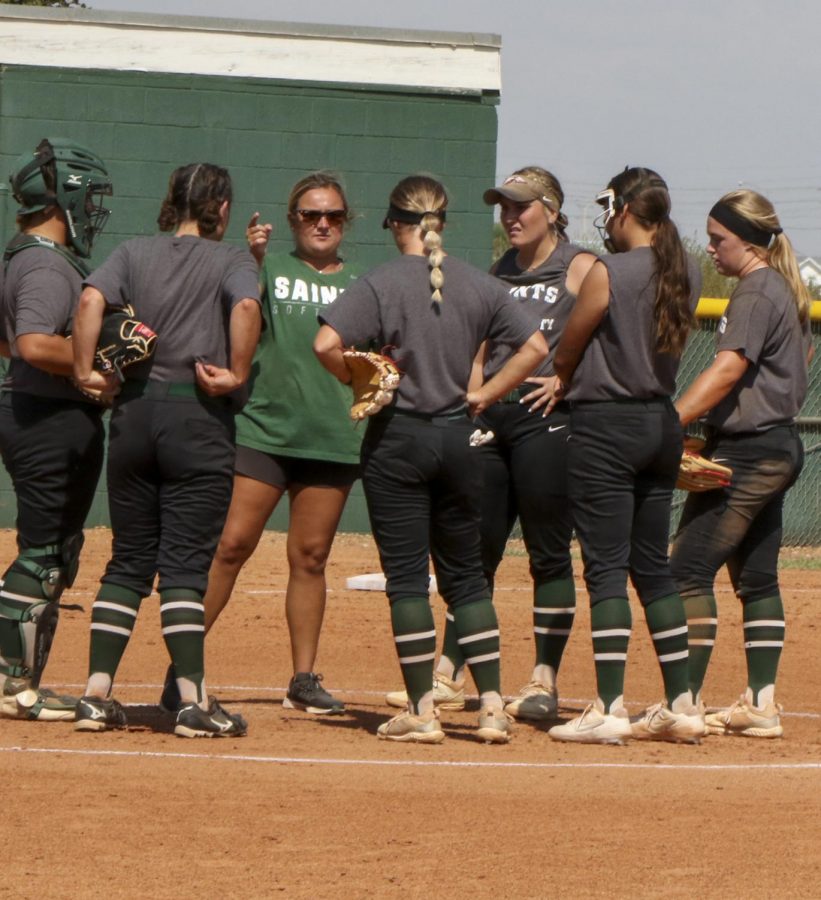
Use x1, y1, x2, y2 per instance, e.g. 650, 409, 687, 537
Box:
235, 445, 360, 489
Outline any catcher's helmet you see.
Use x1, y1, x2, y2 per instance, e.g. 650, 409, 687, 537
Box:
9, 138, 113, 258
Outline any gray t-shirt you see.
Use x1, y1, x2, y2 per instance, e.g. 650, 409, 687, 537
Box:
567, 247, 701, 401
706, 267, 811, 433
1, 238, 92, 402
485, 241, 593, 379
320, 254, 537, 415
85, 234, 260, 383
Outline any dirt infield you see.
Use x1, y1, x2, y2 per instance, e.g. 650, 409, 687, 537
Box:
2, 528, 820, 900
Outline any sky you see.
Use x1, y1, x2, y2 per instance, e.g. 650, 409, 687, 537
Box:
89, 0, 821, 255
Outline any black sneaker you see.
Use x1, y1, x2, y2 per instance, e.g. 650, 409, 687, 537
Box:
283, 672, 345, 715
74, 696, 128, 732
159, 664, 181, 713
174, 697, 248, 738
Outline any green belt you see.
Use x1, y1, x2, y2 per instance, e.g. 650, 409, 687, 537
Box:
378, 406, 468, 423
499, 384, 532, 404
118, 380, 226, 405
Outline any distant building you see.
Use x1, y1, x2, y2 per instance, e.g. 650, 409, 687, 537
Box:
798, 257, 821, 289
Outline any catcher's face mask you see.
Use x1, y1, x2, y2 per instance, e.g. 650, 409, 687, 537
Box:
61, 173, 113, 259
594, 187, 625, 254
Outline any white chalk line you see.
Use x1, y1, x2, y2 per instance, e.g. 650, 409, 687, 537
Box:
1, 744, 820, 772
48, 681, 821, 720
64, 586, 819, 596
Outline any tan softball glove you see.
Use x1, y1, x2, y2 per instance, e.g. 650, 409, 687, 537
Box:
342, 350, 401, 421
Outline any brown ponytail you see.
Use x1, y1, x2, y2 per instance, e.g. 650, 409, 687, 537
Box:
608, 167, 694, 356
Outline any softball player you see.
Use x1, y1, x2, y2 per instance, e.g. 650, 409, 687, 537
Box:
547, 167, 704, 744
72, 162, 262, 737
0, 138, 115, 722
671, 190, 813, 738
385, 167, 597, 720
315, 175, 547, 743
160, 173, 361, 716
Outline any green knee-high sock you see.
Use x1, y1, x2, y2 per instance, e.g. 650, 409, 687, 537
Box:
439, 609, 466, 680
89, 584, 143, 682
160, 589, 205, 702
390, 596, 436, 715
452, 597, 501, 698
591, 597, 631, 713
533, 576, 576, 672
682, 593, 717, 700
644, 593, 690, 707
742, 594, 785, 706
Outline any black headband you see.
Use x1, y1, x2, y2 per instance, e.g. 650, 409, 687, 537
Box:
709, 201, 782, 248
382, 204, 447, 229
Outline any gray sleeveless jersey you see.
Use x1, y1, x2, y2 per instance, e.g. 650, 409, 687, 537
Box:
567, 246, 701, 401
706, 267, 811, 433
321, 254, 536, 416
484, 242, 593, 379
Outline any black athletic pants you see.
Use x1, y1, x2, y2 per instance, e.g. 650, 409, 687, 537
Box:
477, 399, 573, 583
102, 392, 235, 597
568, 397, 682, 606
671, 425, 804, 601
0, 392, 104, 550
361, 410, 489, 608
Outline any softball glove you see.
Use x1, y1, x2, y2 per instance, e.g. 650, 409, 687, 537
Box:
676, 450, 732, 492
70, 305, 157, 405
94, 304, 157, 379
343, 349, 401, 420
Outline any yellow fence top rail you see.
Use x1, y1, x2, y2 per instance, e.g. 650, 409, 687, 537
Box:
698, 298, 821, 321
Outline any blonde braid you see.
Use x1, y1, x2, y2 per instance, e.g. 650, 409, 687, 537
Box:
388, 175, 449, 302
422, 213, 445, 302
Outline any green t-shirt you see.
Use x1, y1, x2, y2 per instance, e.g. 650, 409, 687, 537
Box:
236, 252, 362, 463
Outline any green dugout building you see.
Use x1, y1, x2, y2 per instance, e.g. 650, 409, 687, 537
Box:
0, 5, 502, 532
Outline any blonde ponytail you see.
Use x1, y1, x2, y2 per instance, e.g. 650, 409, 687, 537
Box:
768, 234, 811, 325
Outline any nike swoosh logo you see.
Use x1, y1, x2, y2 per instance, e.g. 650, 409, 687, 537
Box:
712, 458, 729, 463
548, 425, 566, 433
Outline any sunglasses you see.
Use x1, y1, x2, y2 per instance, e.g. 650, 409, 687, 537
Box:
295, 208, 347, 226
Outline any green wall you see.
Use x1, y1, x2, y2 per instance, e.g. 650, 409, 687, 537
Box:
0, 66, 499, 269
0, 63, 500, 534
